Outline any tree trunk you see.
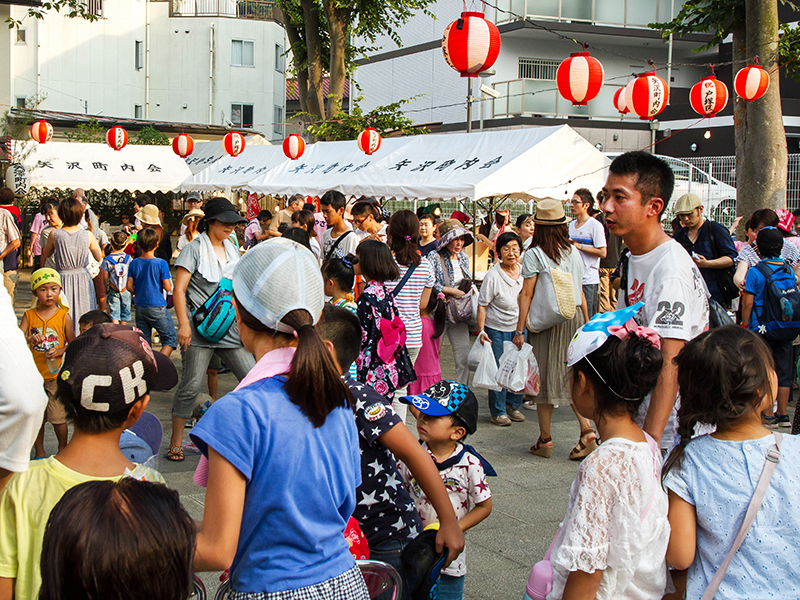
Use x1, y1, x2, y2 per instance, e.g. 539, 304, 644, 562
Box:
301, 0, 326, 121
283, 18, 310, 115
323, 1, 349, 119
732, 24, 748, 235
740, 0, 788, 216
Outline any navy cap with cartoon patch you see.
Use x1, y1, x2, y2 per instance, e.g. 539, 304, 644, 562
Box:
400, 380, 478, 434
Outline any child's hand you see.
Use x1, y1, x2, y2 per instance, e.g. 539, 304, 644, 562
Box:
45, 346, 65, 359
29, 332, 46, 345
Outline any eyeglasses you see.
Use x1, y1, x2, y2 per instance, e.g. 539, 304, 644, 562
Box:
500, 246, 520, 254
352, 217, 368, 226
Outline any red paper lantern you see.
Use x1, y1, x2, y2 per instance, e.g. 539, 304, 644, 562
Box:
357, 128, 381, 156
282, 134, 306, 160
625, 72, 669, 120
223, 131, 246, 157
556, 52, 604, 106
734, 64, 770, 102
172, 133, 195, 158
106, 126, 128, 151
613, 87, 629, 114
442, 12, 501, 78
29, 120, 53, 144
689, 76, 729, 118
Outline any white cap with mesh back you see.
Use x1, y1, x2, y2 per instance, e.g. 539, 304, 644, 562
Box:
232, 238, 324, 334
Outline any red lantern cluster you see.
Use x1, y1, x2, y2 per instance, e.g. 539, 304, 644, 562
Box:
734, 65, 770, 102
625, 72, 669, 120
172, 134, 195, 158
556, 52, 604, 106
106, 126, 128, 151
30, 120, 53, 144
442, 12, 501, 77
224, 132, 246, 157
690, 76, 728, 118
357, 128, 381, 156
613, 87, 629, 114
283, 134, 305, 160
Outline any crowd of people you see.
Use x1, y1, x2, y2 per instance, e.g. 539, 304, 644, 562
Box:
0, 149, 798, 600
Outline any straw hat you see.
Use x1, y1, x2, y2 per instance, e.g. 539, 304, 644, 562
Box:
182, 208, 205, 225
533, 199, 567, 225
135, 204, 161, 226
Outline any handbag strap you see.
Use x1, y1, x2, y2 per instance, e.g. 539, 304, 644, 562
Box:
391, 261, 418, 297
324, 230, 353, 261
439, 253, 452, 289
700, 432, 782, 600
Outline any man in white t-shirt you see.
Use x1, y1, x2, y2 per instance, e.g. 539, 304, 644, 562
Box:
569, 188, 606, 318
320, 190, 359, 260
603, 152, 709, 449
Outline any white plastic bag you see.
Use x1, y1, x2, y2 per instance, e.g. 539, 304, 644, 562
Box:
467, 336, 484, 371
473, 339, 501, 391
521, 345, 541, 396
495, 341, 537, 393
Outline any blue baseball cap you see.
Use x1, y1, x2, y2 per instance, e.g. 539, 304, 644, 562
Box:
400, 380, 478, 434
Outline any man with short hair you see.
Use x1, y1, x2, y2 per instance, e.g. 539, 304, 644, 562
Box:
672, 193, 737, 306
268, 194, 304, 237
244, 210, 273, 249
0, 188, 21, 306
602, 151, 709, 448
569, 188, 606, 318
320, 190, 359, 260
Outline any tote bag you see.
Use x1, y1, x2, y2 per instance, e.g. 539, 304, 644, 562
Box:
526, 247, 576, 333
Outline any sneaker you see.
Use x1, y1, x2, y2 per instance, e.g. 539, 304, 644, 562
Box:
522, 400, 537, 411
774, 414, 791, 428
506, 407, 526, 422
491, 415, 512, 427
763, 415, 780, 429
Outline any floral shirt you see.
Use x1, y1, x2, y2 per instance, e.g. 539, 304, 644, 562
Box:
431, 250, 471, 295
356, 281, 413, 397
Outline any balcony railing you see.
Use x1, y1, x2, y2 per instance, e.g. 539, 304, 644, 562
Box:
491, 78, 626, 120
170, 0, 277, 21
494, 0, 677, 29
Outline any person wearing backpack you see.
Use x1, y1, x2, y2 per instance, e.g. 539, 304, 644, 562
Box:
101, 232, 133, 325
741, 227, 800, 429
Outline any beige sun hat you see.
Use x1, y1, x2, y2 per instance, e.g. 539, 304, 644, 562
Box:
135, 204, 161, 226
181, 208, 205, 225
533, 199, 567, 225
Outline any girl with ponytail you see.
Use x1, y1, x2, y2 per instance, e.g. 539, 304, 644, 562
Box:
663, 325, 800, 600
533, 305, 669, 600
190, 238, 368, 599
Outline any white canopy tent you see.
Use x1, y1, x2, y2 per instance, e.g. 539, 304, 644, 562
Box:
183, 135, 271, 175
21, 142, 192, 193
180, 144, 286, 194
246, 126, 608, 202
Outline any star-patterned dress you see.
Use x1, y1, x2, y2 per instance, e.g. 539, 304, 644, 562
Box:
398, 441, 492, 578
346, 376, 423, 548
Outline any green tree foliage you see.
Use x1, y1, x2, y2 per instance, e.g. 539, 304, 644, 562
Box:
64, 118, 105, 144
131, 126, 170, 146
300, 95, 428, 141
5, 0, 101, 29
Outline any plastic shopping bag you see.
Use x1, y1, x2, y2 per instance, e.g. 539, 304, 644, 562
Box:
495, 341, 529, 393
468, 336, 484, 371
473, 339, 501, 391
521, 344, 541, 396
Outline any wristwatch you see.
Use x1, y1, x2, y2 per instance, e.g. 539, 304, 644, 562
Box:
514, 330, 524, 337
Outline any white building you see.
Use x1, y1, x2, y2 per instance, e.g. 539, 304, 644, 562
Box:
355, 0, 715, 152
0, 0, 287, 140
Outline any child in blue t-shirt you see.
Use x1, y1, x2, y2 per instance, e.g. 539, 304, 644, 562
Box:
127, 227, 177, 357
101, 231, 133, 325
741, 226, 796, 428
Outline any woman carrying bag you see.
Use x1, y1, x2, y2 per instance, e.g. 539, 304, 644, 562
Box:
514, 200, 597, 460
169, 197, 256, 461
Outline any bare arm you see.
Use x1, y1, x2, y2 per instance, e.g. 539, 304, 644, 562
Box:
643, 337, 685, 444
575, 242, 606, 259
162, 279, 173, 293
64, 314, 75, 343
87, 232, 102, 262
580, 290, 589, 323
0, 576, 13, 600
41, 232, 55, 263
457, 497, 491, 532
476, 304, 491, 345
28, 232, 39, 266
126, 276, 135, 295
741, 292, 754, 329
513, 275, 537, 349
666, 491, 697, 570
0, 238, 20, 261
693, 255, 734, 269
419, 286, 432, 313
381, 423, 465, 567
173, 266, 193, 351
734, 260, 748, 290
561, 569, 604, 600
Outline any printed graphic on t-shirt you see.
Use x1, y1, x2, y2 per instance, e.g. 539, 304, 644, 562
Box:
30, 326, 59, 354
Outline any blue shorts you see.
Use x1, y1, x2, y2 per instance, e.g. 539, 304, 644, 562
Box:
106, 289, 132, 322
135, 305, 178, 349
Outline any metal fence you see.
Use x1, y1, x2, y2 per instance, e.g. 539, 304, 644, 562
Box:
170, 0, 276, 20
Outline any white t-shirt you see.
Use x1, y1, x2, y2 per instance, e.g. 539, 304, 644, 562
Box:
478, 263, 522, 332
617, 239, 709, 448
569, 218, 606, 285
321, 226, 359, 260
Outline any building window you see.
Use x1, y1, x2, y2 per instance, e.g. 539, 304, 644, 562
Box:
274, 105, 284, 135
15, 29, 26, 44
275, 44, 285, 73
231, 40, 255, 67
87, 0, 103, 17
135, 40, 144, 70
15, 97, 26, 108
231, 103, 254, 128
518, 58, 559, 80
135, 105, 143, 119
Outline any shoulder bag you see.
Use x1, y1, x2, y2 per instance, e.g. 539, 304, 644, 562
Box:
707, 223, 739, 302
526, 247, 576, 333
439, 254, 475, 324
190, 278, 237, 343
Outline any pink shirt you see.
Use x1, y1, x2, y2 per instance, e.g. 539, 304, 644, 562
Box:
29, 213, 47, 255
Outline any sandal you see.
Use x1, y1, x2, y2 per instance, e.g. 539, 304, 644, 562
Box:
530, 436, 553, 458
167, 445, 185, 462
569, 429, 598, 460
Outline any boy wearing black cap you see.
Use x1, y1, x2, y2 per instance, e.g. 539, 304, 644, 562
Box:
399, 381, 494, 600
0, 324, 177, 600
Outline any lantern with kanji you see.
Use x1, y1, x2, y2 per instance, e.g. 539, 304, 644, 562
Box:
734, 64, 770, 102
442, 12, 501, 77
282, 134, 305, 160
29, 120, 53, 144
106, 126, 128, 151
556, 52, 604, 106
613, 87, 629, 114
5, 163, 28, 198
689, 76, 728, 118
223, 131, 246, 157
172, 134, 195, 158
357, 128, 381, 156
625, 72, 669, 120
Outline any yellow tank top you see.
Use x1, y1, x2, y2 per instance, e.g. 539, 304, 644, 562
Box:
25, 307, 68, 381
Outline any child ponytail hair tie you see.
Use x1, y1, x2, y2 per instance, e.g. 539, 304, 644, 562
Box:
404, 235, 412, 241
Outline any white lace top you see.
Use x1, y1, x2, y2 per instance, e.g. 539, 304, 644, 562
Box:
548, 438, 670, 600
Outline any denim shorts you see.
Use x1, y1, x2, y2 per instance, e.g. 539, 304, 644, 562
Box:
134, 305, 178, 349
107, 289, 132, 322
